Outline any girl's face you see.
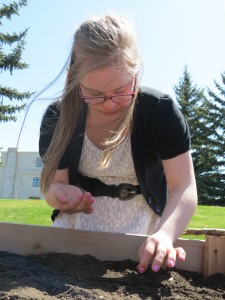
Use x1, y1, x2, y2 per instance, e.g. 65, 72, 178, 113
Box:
79, 65, 136, 121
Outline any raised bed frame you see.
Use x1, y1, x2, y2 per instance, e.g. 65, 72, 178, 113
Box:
0, 222, 224, 277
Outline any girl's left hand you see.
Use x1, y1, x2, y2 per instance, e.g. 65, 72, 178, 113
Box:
136, 232, 186, 273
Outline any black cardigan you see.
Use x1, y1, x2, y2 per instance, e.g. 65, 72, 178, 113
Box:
39, 86, 190, 216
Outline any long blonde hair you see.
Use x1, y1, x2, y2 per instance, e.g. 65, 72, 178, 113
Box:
40, 13, 142, 193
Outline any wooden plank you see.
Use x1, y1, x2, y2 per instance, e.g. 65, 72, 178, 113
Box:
0, 222, 204, 273
175, 238, 204, 273
183, 228, 225, 236
204, 236, 225, 276
0, 222, 145, 260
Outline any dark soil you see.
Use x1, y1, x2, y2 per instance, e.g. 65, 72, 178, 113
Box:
0, 251, 224, 300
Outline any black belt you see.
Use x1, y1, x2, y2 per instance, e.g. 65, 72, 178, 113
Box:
77, 172, 141, 201
51, 173, 142, 221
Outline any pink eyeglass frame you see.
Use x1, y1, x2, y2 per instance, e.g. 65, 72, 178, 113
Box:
79, 77, 137, 104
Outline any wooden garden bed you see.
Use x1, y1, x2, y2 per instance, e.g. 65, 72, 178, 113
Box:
0, 222, 224, 276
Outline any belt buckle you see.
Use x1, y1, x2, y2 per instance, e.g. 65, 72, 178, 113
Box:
117, 184, 136, 200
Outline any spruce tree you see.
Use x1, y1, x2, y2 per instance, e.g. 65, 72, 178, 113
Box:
174, 66, 225, 205
0, 0, 31, 123
207, 72, 225, 160
206, 73, 225, 201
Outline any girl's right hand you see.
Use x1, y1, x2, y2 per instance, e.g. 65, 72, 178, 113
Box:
53, 183, 94, 215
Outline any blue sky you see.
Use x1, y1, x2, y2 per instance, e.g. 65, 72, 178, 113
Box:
1, 0, 225, 152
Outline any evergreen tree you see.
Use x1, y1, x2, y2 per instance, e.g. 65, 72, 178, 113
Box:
174, 66, 225, 205
206, 73, 225, 197
0, 0, 31, 123
207, 72, 225, 161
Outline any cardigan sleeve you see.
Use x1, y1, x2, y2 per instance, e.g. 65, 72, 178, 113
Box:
150, 95, 190, 160
39, 102, 69, 169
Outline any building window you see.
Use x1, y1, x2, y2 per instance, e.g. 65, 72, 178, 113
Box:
36, 157, 43, 167
32, 177, 40, 187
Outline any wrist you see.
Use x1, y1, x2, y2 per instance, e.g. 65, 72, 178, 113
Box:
152, 229, 177, 244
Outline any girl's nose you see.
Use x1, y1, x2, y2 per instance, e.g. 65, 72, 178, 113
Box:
102, 98, 117, 111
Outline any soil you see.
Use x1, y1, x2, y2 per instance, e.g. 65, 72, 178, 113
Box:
0, 251, 224, 300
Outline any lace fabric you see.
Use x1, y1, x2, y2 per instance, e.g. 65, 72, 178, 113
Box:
53, 134, 160, 234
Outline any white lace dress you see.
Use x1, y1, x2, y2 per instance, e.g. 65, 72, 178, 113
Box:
53, 134, 160, 235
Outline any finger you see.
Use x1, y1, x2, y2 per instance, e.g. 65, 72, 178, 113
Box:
175, 247, 186, 261
83, 192, 91, 197
151, 243, 167, 272
137, 241, 155, 274
166, 247, 177, 268
76, 192, 93, 212
83, 194, 95, 207
83, 197, 95, 213
84, 206, 94, 214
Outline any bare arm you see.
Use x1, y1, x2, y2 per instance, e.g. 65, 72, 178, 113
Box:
137, 151, 197, 273
155, 150, 197, 242
44, 168, 94, 215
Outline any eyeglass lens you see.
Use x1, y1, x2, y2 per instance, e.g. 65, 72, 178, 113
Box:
84, 94, 134, 104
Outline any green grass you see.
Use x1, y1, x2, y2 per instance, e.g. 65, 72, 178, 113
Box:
181, 205, 225, 240
0, 200, 224, 240
0, 199, 52, 226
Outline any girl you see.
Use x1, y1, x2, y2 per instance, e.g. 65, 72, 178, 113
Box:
39, 14, 197, 274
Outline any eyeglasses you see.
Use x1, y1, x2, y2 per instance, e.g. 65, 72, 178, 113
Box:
79, 77, 137, 105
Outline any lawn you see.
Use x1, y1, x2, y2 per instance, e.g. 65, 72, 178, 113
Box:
0, 199, 52, 226
181, 205, 225, 240
0, 199, 224, 240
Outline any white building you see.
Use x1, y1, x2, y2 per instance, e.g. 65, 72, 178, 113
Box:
0, 148, 44, 199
